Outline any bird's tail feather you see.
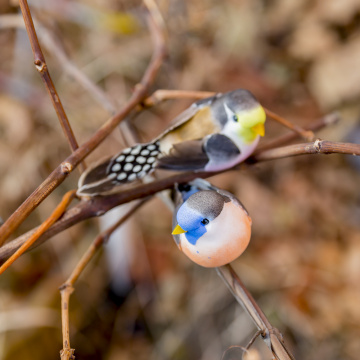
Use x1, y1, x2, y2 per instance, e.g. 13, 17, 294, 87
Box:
77, 141, 161, 196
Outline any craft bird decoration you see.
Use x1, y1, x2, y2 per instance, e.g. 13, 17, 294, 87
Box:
77, 89, 266, 196
171, 179, 252, 267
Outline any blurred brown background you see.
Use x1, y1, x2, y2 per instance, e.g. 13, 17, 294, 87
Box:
1, 0, 360, 359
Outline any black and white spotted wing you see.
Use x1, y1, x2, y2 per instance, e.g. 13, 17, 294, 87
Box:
107, 141, 161, 183
77, 141, 161, 196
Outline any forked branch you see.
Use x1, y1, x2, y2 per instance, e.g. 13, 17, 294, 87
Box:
217, 265, 295, 360
0, 0, 167, 245
59, 199, 148, 360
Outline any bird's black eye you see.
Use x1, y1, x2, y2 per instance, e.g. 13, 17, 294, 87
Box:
232, 114, 238, 122
201, 218, 209, 225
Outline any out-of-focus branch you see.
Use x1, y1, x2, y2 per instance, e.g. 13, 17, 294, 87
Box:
0, 14, 117, 114
18, 0, 82, 163
59, 198, 148, 360
217, 265, 295, 360
0, 1, 167, 245
1, 139, 359, 262
0, 191, 76, 275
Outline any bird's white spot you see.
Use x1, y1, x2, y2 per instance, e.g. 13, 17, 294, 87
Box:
122, 147, 131, 154
111, 163, 121, 172
150, 150, 159, 156
124, 163, 133, 172
126, 155, 135, 162
147, 157, 156, 164
116, 155, 125, 162
147, 144, 156, 150
136, 156, 146, 164
128, 173, 137, 181
143, 164, 151, 172
117, 173, 127, 181
141, 149, 150, 156
138, 171, 146, 177
107, 173, 117, 179
133, 165, 142, 173
131, 145, 141, 155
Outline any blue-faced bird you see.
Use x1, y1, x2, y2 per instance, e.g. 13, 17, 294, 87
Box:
171, 179, 252, 267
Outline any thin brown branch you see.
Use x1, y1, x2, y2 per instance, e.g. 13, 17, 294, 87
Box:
18, 0, 82, 164
216, 265, 295, 360
59, 199, 148, 359
0, 1, 166, 245
252, 139, 360, 162
256, 113, 340, 153
59, 287, 74, 360
1, 139, 359, 263
0, 190, 76, 275
264, 108, 315, 141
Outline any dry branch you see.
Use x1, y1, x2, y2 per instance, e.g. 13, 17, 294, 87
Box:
253, 139, 360, 162
1, 139, 359, 263
0, 2, 167, 245
59, 199, 148, 359
0, 191, 76, 275
217, 265, 295, 360
18, 0, 81, 159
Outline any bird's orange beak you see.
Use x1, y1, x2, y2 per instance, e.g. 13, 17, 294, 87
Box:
251, 123, 265, 137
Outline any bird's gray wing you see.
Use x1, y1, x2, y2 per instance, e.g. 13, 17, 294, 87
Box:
157, 133, 241, 171
156, 139, 209, 170
203, 134, 241, 163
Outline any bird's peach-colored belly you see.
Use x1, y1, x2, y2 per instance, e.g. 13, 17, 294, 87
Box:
179, 202, 252, 267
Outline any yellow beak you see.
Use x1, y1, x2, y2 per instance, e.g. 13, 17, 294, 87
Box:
172, 224, 187, 235
251, 123, 265, 137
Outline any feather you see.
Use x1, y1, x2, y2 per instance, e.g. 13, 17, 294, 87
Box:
157, 139, 209, 170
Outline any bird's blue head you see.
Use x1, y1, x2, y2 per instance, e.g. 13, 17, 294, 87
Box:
172, 190, 226, 245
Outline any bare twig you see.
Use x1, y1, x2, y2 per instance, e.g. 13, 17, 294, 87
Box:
0, 190, 76, 275
0, 1, 166, 245
59, 199, 148, 360
1, 139, 359, 263
217, 265, 295, 360
252, 139, 360, 162
256, 113, 340, 152
18, 1, 82, 163
264, 108, 315, 141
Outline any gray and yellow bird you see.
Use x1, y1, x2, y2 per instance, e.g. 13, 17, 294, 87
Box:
77, 89, 266, 196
